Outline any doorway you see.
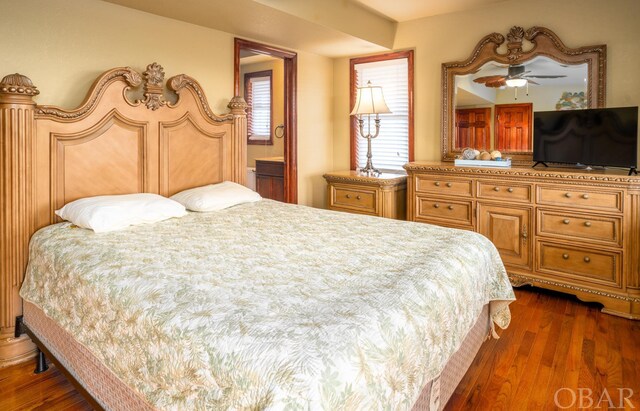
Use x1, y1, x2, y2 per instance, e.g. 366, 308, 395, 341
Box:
234, 38, 297, 204
455, 107, 491, 150
494, 103, 533, 152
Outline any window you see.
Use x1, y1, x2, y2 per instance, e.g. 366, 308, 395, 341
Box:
350, 51, 414, 172
244, 70, 273, 145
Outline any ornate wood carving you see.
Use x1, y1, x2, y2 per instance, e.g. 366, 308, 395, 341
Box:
228, 96, 248, 185
36, 68, 142, 119
169, 74, 233, 122
322, 173, 407, 187
441, 26, 607, 164
138, 63, 166, 111
0, 74, 38, 366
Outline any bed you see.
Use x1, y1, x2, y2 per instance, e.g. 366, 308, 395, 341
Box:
10, 63, 515, 410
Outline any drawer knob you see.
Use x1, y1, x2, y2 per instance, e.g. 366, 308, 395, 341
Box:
562, 253, 569, 260
563, 219, 570, 225
493, 187, 500, 192
582, 194, 590, 199
584, 221, 592, 227
435, 182, 440, 186
584, 256, 591, 263
346, 194, 351, 199
507, 187, 514, 193
448, 205, 454, 210
565, 193, 572, 198
446, 182, 453, 188
434, 203, 440, 208
356, 195, 361, 200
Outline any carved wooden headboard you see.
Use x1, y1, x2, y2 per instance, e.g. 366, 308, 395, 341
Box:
0, 63, 247, 364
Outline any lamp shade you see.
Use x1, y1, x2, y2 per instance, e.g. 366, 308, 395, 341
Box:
350, 81, 391, 115
505, 78, 527, 88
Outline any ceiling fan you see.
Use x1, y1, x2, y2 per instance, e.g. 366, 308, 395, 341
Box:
473, 65, 567, 88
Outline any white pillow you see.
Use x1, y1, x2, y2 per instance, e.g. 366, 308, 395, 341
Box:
55, 193, 187, 233
170, 181, 261, 212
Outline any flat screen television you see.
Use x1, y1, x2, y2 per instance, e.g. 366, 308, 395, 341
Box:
532, 106, 638, 173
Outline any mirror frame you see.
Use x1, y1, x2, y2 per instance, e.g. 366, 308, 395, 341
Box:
441, 26, 606, 164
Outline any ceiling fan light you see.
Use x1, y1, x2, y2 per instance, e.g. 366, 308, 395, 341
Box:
506, 78, 527, 87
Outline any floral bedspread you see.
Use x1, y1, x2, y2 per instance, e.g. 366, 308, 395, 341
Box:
21, 200, 515, 410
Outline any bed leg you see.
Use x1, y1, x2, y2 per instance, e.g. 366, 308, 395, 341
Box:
34, 348, 49, 374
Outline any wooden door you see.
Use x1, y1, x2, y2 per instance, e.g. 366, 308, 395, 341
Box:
455, 108, 491, 150
478, 203, 532, 270
494, 103, 532, 151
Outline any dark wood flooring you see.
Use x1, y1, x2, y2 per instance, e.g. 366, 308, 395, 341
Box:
0, 287, 638, 410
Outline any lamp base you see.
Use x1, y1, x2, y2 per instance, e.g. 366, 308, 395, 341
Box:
359, 166, 381, 176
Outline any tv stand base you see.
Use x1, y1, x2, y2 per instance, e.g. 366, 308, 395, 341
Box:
629, 167, 637, 176
532, 161, 548, 168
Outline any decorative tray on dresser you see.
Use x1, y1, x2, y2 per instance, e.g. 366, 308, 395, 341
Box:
404, 161, 640, 319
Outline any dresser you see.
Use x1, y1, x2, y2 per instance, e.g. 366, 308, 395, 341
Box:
255, 157, 284, 202
404, 162, 640, 319
323, 171, 406, 220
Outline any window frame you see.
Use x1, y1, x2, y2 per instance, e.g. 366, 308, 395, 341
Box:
244, 69, 274, 146
349, 50, 414, 171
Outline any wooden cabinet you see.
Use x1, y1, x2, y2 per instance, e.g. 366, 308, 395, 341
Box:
405, 162, 640, 320
323, 171, 406, 220
255, 157, 284, 202
477, 204, 532, 270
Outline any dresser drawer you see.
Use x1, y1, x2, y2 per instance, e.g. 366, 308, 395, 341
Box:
536, 185, 623, 213
477, 181, 532, 203
537, 209, 622, 247
415, 196, 473, 226
415, 175, 473, 197
329, 185, 377, 214
537, 242, 621, 287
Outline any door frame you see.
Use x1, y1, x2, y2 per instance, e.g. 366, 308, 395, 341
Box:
234, 38, 298, 204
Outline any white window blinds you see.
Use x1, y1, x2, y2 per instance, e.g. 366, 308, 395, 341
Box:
248, 76, 271, 140
354, 58, 409, 171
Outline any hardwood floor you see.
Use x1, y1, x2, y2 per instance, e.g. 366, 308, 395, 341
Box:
0, 286, 638, 410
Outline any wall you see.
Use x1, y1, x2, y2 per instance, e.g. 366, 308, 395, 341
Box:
240, 59, 285, 168
494, 85, 587, 111
332, 0, 640, 168
0, 0, 333, 208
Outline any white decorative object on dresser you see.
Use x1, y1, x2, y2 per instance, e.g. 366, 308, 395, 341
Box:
405, 162, 640, 319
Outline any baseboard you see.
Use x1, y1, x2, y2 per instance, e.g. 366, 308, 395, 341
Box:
0, 334, 36, 368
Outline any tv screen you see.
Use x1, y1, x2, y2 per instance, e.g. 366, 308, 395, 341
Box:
533, 107, 638, 168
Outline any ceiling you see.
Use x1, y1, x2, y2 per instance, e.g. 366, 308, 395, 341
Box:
472, 56, 588, 87
102, 0, 394, 57
102, 0, 515, 57
354, 0, 509, 22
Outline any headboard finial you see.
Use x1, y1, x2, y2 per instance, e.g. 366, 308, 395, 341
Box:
228, 96, 248, 115
139, 62, 167, 110
0, 73, 39, 97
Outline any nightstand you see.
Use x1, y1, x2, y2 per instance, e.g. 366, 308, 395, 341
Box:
255, 157, 284, 202
323, 171, 407, 220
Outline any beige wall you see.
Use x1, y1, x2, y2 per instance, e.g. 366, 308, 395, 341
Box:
0, 0, 333, 208
333, 0, 640, 168
494, 85, 588, 112
240, 59, 285, 167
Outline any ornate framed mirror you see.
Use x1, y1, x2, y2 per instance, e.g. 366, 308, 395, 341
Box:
441, 26, 606, 164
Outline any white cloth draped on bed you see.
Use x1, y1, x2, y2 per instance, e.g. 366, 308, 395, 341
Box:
21, 199, 515, 410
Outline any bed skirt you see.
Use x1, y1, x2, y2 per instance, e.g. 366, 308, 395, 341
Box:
24, 302, 490, 411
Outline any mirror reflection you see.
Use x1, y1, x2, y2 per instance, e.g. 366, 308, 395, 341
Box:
453, 56, 588, 154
